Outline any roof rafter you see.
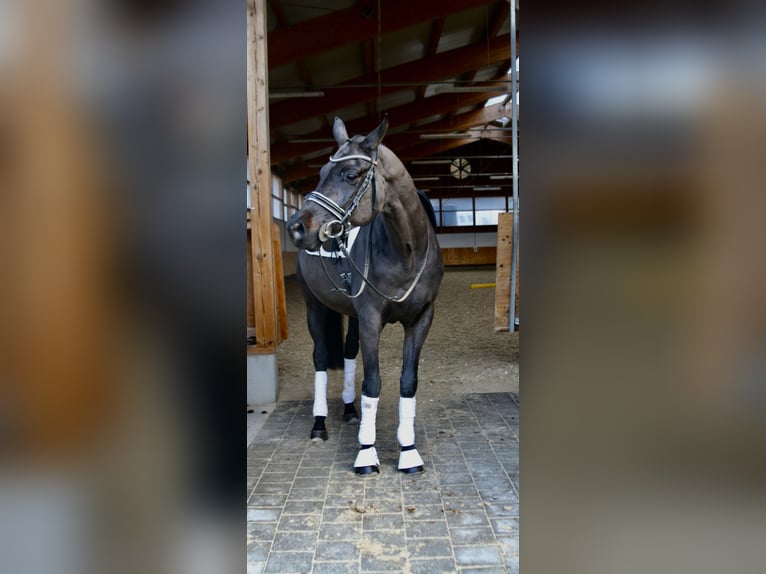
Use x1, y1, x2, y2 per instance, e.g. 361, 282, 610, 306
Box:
268, 0, 499, 69
270, 33, 511, 130
281, 103, 509, 184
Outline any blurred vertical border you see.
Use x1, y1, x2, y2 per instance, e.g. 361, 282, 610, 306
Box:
1, 1, 245, 572
523, 1, 766, 573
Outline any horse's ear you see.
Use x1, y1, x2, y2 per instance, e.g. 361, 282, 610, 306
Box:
363, 115, 388, 151
332, 117, 349, 147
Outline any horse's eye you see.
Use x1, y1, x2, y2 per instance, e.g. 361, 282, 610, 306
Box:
344, 171, 358, 183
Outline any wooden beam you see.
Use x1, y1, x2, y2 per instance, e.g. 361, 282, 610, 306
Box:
271, 63, 510, 164
282, 103, 510, 183
268, 0, 496, 69
247, 0, 278, 352
272, 92, 495, 164
269, 33, 511, 130
417, 18, 445, 100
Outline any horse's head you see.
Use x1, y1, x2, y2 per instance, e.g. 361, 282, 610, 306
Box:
287, 116, 388, 251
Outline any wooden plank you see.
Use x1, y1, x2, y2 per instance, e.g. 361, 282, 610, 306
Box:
441, 247, 497, 267
272, 222, 288, 343
248, 0, 278, 350
494, 213, 513, 332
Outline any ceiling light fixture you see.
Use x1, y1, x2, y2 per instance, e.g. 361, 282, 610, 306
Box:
287, 138, 335, 143
419, 133, 473, 140
269, 90, 325, 98
432, 83, 508, 95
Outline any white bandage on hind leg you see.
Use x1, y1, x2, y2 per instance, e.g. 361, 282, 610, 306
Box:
342, 358, 356, 404
397, 397, 417, 447
313, 371, 328, 417
357, 395, 379, 445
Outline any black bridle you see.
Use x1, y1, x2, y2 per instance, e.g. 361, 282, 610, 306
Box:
305, 145, 378, 243
306, 144, 430, 303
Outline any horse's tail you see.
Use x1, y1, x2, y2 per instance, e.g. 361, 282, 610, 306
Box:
325, 308, 345, 370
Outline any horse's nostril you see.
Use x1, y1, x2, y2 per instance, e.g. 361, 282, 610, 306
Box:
289, 220, 306, 242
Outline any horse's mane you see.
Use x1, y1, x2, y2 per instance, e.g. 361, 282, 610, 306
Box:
416, 189, 438, 230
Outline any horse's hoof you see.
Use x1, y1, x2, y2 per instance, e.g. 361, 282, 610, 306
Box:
354, 465, 379, 476
342, 402, 358, 424
398, 446, 425, 473
310, 429, 328, 441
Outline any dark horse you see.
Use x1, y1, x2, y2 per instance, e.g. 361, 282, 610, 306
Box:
286, 116, 444, 475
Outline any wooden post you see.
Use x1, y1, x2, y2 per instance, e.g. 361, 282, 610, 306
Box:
247, 0, 278, 353
494, 212, 519, 332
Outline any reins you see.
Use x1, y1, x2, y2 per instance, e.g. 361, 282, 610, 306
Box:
306, 144, 430, 303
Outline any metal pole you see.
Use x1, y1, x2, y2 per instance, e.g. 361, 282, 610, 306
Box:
508, 0, 519, 331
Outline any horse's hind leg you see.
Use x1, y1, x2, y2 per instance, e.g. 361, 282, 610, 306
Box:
342, 317, 359, 424
397, 305, 435, 473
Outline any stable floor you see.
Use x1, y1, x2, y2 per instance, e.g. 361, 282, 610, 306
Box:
247, 392, 519, 573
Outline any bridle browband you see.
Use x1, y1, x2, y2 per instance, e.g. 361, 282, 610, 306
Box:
305, 142, 431, 303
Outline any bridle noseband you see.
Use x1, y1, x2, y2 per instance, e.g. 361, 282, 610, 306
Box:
305, 145, 378, 243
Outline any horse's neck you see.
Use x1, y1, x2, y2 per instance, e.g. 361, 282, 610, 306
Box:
377, 149, 429, 263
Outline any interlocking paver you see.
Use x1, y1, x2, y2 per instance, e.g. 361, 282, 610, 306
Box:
409, 558, 457, 573
406, 537, 452, 557
246, 392, 518, 573
264, 551, 313, 573
454, 545, 504, 566
314, 540, 359, 561
271, 531, 318, 552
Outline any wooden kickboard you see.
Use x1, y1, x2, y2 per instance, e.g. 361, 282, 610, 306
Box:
246, 217, 288, 353
494, 213, 518, 332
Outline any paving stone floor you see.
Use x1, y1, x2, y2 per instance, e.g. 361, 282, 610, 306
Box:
247, 393, 519, 574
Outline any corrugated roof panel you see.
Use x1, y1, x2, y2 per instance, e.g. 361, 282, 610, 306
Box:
305, 45, 365, 87
438, 5, 490, 53
378, 22, 431, 70
280, 0, 356, 27
377, 89, 417, 112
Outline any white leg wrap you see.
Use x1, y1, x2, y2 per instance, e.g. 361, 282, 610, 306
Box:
313, 371, 328, 417
398, 448, 425, 471
354, 446, 379, 468
342, 358, 356, 404
397, 397, 416, 447
357, 395, 379, 445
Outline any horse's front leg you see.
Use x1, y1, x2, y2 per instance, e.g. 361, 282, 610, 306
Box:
342, 317, 360, 424
397, 305, 435, 473
353, 313, 384, 475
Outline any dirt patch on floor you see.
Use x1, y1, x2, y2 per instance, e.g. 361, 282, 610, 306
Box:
277, 266, 518, 411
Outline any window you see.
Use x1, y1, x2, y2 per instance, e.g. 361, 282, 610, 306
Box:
475, 196, 506, 226
429, 198, 441, 226
441, 197, 474, 227
271, 176, 283, 220
427, 191, 514, 232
